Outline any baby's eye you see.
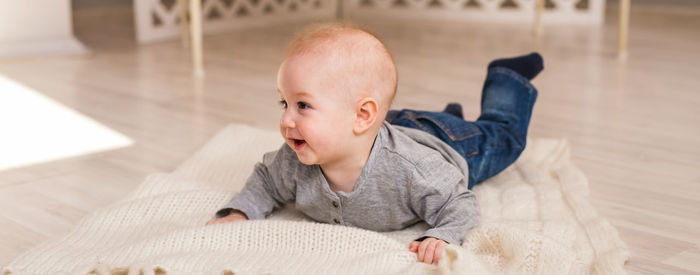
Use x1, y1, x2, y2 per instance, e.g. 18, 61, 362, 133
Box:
279, 100, 288, 109
297, 102, 310, 110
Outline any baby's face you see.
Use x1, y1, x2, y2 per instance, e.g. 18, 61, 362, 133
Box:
277, 53, 357, 165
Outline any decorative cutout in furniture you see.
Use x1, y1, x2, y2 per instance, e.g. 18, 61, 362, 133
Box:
134, 0, 604, 43
134, 0, 337, 43
342, 0, 604, 25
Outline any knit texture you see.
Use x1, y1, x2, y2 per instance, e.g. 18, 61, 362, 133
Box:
1, 124, 629, 274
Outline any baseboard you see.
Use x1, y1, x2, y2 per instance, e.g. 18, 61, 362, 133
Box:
0, 36, 89, 59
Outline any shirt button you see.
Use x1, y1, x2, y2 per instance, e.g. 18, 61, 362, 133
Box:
332, 201, 339, 208
333, 218, 340, 224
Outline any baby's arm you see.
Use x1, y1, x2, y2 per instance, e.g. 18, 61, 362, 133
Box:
410, 185, 479, 265
206, 145, 297, 225
415, 186, 480, 243
408, 158, 481, 264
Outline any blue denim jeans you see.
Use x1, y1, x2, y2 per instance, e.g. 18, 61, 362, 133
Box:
386, 67, 538, 189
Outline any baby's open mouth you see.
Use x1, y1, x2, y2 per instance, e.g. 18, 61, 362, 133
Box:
292, 139, 306, 150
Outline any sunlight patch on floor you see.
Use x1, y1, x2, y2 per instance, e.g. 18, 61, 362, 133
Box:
0, 74, 133, 171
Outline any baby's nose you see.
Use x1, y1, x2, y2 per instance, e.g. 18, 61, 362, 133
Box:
280, 111, 295, 128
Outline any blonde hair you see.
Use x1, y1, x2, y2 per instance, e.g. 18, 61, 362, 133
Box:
284, 22, 398, 113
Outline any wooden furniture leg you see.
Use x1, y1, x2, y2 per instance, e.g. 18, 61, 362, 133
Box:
533, 0, 545, 37
617, 0, 630, 59
190, 0, 205, 77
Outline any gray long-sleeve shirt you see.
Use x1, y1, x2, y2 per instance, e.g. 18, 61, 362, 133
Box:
215, 121, 481, 244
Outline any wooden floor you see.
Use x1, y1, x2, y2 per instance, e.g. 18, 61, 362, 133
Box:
1, 3, 699, 274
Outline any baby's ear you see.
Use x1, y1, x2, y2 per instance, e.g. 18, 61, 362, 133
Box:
353, 97, 378, 135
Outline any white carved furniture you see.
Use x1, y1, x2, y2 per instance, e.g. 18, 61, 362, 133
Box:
134, 0, 336, 76
342, 0, 605, 24
133, 0, 628, 76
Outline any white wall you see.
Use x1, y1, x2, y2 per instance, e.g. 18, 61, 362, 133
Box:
0, 0, 87, 58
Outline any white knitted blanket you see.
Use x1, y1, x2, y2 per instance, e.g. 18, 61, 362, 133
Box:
2, 124, 629, 275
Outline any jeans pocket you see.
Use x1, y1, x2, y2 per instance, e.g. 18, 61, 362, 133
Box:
390, 110, 483, 160
412, 113, 483, 142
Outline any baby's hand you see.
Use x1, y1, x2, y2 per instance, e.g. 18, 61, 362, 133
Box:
205, 210, 248, 225
409, 237, 448, 265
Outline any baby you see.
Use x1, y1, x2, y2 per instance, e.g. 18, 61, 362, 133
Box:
207, 23, 542, 265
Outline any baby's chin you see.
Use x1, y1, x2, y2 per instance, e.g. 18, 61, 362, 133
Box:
295, 153, 319, 166
297, 158, 317, 166
287, 144, 318, 165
